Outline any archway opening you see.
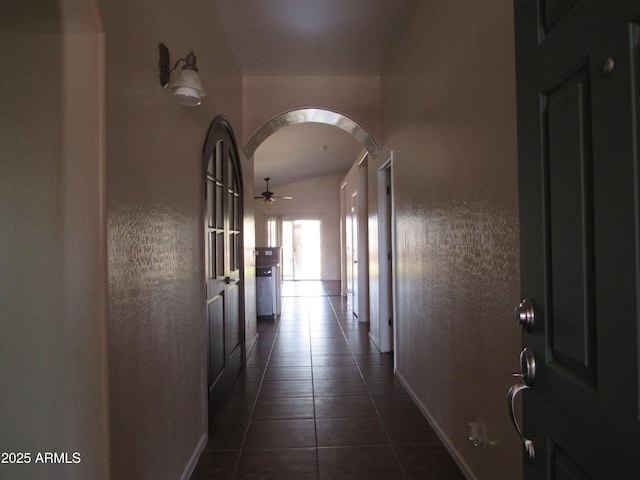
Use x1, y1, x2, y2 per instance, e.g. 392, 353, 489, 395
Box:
249, 109, 376, 292
245, 108, 380, 158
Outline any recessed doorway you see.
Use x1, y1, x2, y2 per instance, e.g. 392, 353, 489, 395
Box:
282, 219, 321, 280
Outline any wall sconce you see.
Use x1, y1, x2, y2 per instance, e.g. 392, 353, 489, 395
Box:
158, 43, 206, 106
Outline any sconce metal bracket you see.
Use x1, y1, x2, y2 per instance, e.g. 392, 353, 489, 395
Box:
159, 43, 171, 87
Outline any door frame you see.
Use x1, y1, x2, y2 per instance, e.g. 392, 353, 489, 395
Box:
356, 156, 369, 323
350, 191, 359, 317
340, 182, 348, 296
376, 153, 395, 353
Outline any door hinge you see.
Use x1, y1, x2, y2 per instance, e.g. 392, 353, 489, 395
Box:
388, 318, 393, 326
388, 252, 391, 261
386, 186, 391, 195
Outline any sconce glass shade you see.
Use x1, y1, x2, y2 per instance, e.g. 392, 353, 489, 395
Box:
170, 69, 206, 106
159, 44, 206, 107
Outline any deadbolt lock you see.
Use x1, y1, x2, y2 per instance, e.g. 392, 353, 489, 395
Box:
515, 298, 535, 332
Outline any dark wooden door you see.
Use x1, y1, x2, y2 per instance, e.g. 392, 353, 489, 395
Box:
514, 1, 640, 478
203, 116, 244, 422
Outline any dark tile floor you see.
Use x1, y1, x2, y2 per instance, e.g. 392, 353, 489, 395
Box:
191, 281, 465, 480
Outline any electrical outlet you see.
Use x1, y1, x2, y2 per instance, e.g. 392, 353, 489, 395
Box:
468, 421, 486, 450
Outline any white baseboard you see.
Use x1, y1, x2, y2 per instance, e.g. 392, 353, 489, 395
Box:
394, 370, 477, 480
369, 331, 381, 351
246, 332, 259, 359
180, 432, 208, 480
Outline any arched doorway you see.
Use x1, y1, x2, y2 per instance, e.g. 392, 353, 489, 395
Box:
247, 108, 379, 323
245, 108, 381, 158
246, 107, 380, 287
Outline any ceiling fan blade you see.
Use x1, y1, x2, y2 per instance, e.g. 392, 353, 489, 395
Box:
255, 178, 290, 202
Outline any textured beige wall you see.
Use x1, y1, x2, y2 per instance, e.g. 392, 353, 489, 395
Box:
0, 2, 109, 479
242, 75, 382, 145
97, 0, 248, 478
373, 1, 522, 479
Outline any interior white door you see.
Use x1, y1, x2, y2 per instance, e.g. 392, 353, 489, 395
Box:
351, 192, 359, 317
377, 163, 393, 352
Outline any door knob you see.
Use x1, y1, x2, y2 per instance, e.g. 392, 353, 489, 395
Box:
514, 347, 536, 385
515, 298, 535, 331
508, 383, 536, 463
507, 347, 536, 464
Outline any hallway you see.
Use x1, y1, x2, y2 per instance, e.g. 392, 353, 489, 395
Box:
191, 282, 465, 479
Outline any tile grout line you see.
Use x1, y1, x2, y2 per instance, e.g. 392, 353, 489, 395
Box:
307, 298, 321, 479
229, 296, 290, 480
195, 287, 462, 479
326, 295, 410, 480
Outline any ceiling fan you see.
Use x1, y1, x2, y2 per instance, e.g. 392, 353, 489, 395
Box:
254, 177, 293, 205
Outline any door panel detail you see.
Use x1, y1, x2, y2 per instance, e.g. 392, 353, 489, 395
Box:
542, 61, 597, 386
552, 444, 595, 480
228, 284, 241, 355
539, 0, 581, 37
207, 295, 225, 384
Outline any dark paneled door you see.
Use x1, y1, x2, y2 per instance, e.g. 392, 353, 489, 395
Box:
203, 116, 244, 424
513, 1, 640, 478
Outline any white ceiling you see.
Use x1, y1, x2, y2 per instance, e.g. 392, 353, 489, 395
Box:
214, 0, 416, 190
253, 123, 366, 190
